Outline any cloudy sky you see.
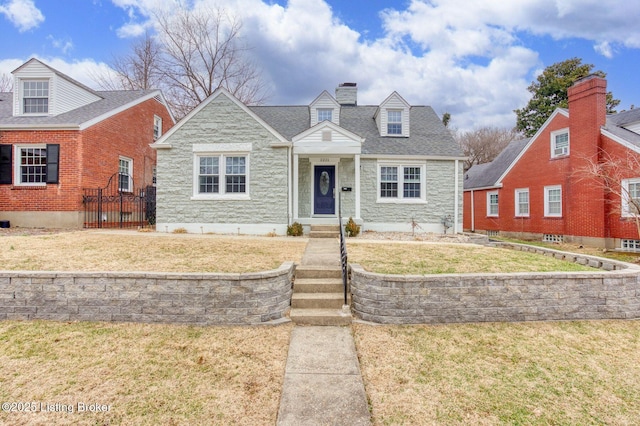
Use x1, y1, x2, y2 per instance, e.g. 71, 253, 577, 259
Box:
1, 0, 639, 131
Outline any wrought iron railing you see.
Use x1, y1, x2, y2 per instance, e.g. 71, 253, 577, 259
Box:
338, 192, 348, 306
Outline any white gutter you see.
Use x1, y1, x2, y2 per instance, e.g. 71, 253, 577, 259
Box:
454, 159, 460, 234
287, 146, 293, 225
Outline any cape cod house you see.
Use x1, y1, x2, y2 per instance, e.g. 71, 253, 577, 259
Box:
0, 58, 175, 228
152, 83, 464, 235
463, 75, 640, 250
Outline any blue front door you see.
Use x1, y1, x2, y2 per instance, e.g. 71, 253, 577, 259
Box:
314, 165, 335, 215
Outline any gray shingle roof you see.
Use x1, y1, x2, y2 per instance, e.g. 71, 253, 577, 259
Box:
250, 104, 462, 157
604, 109, 640, 149
463, 138, 530, 190
0, 90, 160, 128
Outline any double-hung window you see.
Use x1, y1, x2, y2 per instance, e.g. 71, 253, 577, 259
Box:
487, 191, 499, 217
387, 110, 402, 135
194, 151, 249, 200
622, 178, 640, 217
10, 144, 60, 186
515, 188, 529, 217
317, 109, 332, 122
118, 157, 133, 192
23, 80, 49, 114
153, 115, 163, 140
551, 129, 569, 158
378, 163, 424, 202
544, 185, 562, 217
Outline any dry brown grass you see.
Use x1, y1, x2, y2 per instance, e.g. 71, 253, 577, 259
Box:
353, 321, 640, 425
347, 241, 595, 275
0, 320, 292, 426
0, 230, 307, 273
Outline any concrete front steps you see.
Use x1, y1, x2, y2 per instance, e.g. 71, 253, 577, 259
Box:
308, 224, 340, 239
290, 266, 351, 326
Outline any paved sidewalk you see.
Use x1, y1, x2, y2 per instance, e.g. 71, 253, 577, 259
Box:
276, 326, 371, 425
300, 237, 342, 267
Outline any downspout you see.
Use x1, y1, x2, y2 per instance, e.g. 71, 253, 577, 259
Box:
287, 146, 292, 226
454, 159, 460, 233
470, 189, 475, 232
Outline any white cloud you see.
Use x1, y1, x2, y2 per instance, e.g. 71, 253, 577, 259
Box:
0, 0, 44, 32
47, 35, 74, 55
91, 0, 640, 129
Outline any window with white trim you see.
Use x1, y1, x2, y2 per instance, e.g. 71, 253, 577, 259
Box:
621, 239, 640, 251
378, 163, 424, 202
13, 144, 60, 186
487, 191, 499, 216
153, 115, 163, 140
195, 153, 249, 199
23, 80, 49, 114
515, 188, 529, 217
544, 185, 562, 217
118, 157, 133, 192
317, 109, 332, 122
387, 110, 402, 135
622, 178, 640, 217
551, 129, 569, 158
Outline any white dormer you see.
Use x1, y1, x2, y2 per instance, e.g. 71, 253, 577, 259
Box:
624, 121, 640, 134
309, 90, 340, 127
374, 91, 411, 137
12, 58, 102, 117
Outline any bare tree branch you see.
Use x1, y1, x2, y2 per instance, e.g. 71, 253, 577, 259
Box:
0, 73, 13, 92
455, 126, 520, 171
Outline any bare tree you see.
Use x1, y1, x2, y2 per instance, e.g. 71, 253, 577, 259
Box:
154, 5, 267, 118
93, 33, 163, 91
0, 73, 12, 92
576, 149, 640, 239
94, 6, 268, 119
456, 126, 519, 171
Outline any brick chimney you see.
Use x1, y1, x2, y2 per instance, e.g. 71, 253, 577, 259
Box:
566, 74, 607, 241
335, 83, 357, 106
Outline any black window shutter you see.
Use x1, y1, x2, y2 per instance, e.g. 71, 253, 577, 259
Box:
46, 144, 60, 184
0, 144, 11, 184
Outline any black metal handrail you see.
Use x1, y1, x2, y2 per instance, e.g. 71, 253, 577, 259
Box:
338, 192, 348, 306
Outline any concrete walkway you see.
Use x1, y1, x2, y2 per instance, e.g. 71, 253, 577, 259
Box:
276, 327, 371, 425
277, 235, 371, 425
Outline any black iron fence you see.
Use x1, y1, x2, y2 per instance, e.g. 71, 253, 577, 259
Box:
82, 173, 155, 229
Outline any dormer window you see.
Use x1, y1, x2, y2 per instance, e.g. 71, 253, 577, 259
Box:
317, 109, 332, 122
387, 110, 402, 135
23, 80, 49, 114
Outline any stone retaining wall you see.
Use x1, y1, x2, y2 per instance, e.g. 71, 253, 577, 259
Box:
0, 262, 295, 325
350, 244, 640, 324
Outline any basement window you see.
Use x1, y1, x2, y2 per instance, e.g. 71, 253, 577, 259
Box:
621, 239, 640, 252
543, 234, 564, 243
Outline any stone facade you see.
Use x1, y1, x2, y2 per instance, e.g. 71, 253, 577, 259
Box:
0, 262, 295, 325
350, 244, 640, 324
156, 94, 290, 234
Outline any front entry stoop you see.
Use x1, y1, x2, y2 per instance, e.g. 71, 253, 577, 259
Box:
289, 237, 352, 326
290, 266, 351, 326
308, 224, 340, 239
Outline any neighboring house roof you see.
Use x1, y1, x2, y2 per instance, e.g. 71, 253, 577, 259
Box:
0, 90, 170, 130
463, 138, 530, 190
603, 109, 640, 151
250, 104, 462, 158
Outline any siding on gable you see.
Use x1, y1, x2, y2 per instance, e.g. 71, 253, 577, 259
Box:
376, 95, 410, 137
52, 75, 101, 116
310, 94, 340, 127
156, 94, 289, 227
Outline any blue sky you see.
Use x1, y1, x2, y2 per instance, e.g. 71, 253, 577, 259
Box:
1, 0, 639, 131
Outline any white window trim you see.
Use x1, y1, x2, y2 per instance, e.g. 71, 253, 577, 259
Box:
14, 144, 47, 186
317, 108, 332, 122
515, 188, 530, 217
376, 162, 426, 204
192, 152, 251, 200
544, 185, 562, 217
550, 128, 570, 158
153, 115, 162, 140
386, 109, 403, 136
487, 191, 499, 217
118, 156, 133, 192
20, 79, 50, 116
621, 178, 640, 217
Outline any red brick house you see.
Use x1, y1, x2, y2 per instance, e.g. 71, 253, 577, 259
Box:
463, 75, 640, 250
0, 58, 174, 228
